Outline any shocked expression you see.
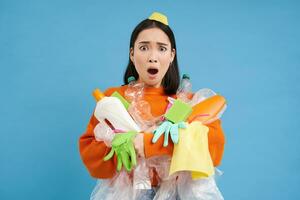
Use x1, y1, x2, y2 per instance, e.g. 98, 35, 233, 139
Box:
130, 28, 175, 87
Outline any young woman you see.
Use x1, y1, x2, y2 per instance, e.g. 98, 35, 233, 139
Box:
79, 12, 226, 200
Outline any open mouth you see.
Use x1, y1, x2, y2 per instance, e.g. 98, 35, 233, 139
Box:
147, 68, 159, 75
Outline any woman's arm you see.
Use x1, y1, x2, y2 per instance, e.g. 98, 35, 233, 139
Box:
78, 87, 121, 179
206, 119, 226, 166
143, 132, 174, 158
79, 114, 117, 178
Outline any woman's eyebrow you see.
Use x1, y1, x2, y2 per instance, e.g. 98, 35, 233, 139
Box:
138, 41, 169, 46
157, 42, 168, 46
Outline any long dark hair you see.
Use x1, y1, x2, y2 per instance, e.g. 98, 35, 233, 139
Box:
123, 19, 180, 95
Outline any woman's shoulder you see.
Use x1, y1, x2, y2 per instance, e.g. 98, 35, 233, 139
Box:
103, 85, 128, 96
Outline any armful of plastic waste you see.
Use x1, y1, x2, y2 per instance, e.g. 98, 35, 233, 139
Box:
152, 99, 192, 147
187, 95, 226, 124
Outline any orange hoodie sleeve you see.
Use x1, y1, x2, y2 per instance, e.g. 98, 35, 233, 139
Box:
78, 88, 120, 179
143, 132, 174, 158
79, 114, 117, 178
143, 119, 225, 166
206, 119, 226, 166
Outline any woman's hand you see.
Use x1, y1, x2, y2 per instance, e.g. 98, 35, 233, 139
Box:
134, 133, 145, 158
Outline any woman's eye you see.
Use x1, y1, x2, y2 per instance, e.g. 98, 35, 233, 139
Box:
139, 46, 148, 51
159, 46, 167, 52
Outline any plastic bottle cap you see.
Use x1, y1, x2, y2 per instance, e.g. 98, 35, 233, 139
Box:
93, 89, 105, 102
182, 74, 190, 80
127, 76, 136, 83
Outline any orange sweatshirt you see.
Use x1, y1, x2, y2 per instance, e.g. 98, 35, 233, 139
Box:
79, 85, 225, 180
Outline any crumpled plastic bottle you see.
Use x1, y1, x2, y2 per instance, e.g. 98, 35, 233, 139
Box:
124, 76, 144, 102
176, 74, 192, 103
125, 76, 158, 131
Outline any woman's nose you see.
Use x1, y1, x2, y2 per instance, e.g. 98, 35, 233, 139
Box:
148, 51, 158, 63
149, 58, 158, 63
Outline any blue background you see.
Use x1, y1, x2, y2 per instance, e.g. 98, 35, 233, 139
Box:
1, 0, 299, 199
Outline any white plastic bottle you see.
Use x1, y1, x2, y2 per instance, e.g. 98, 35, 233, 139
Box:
93, 89, 141, 132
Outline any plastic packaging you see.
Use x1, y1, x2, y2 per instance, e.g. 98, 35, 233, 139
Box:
128, 100, 158, 131
133, 158, 151, 190
189, 88, 217, 106
177, 74, 192, 103
151, 171, 223, 200
150, 170, 224, 200
153, 176, 177, 200
93, 122, 115, 147
90, 158, 171, 200
146, 156, 172, 181
90, 170, 133, 200
124, 76, 158, 131
146, 156, 178, 200
177, 171, 224, 200
124, 76, 144, 103
93, 89, 141, 132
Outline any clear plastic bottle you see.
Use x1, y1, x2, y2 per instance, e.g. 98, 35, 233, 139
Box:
176, 74, 192, 103
125, 76, 144, 103
124, 76, 158, 131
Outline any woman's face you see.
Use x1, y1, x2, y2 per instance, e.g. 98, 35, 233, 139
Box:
130, 28, 175, 88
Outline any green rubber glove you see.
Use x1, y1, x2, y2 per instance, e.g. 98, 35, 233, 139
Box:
152, 121, 186, 147
103, 131, 137, 172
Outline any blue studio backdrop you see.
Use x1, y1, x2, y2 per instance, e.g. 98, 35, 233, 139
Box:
1, 0, 299, 199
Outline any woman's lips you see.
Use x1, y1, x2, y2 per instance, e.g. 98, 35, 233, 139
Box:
147, 68, 159, 80
147, 68, 159, 75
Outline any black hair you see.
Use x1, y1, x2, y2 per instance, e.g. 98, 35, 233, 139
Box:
123, 19, 180, 95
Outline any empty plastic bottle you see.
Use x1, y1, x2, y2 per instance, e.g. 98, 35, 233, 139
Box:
124, 76, 158, 131
125, 76, 144, 103
176, 74, 192, 103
